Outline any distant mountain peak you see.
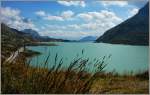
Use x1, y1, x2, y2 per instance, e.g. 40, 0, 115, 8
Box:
22, 29, 41, 39
80, 36, 97, 42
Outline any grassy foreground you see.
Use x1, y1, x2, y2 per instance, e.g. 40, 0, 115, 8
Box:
1, 51, 149, 94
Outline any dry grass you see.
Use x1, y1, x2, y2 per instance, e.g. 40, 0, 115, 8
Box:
90, 74, 149, 94
1, 51, 149, 94
1, 51, 109, 94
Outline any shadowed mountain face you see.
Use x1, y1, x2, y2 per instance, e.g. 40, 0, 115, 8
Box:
96, 3, 149, 45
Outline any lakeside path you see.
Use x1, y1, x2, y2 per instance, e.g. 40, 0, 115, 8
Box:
4, 47, 24, 63
4, 42, 56, 64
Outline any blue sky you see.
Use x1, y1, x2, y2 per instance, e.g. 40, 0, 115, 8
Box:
1, 0, 148, 40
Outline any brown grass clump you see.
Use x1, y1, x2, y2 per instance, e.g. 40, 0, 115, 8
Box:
1, 52, 110, 94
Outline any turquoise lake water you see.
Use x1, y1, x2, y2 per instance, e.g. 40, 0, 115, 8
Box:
27, 42, 149, 75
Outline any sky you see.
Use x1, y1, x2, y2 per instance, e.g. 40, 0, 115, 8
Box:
1, 0, 148, 40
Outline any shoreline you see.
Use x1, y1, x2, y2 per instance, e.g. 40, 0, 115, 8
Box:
21, 49, 41, 58
25, 42, 58, 46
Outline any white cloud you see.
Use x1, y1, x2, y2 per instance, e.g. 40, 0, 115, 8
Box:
129, 8, 139, 17
77, 13, 93, 21
35, 10, 74, 21
39, 10, 123, 40
2, 7, 123, 40
35, 10, 46, 16
35, 10, 64, 21
41, 10, 123, 40
0, 2, 134, 40
0, 7, 20, 18
61, 10, 74, 19
0, 7, 38, 31
100, 1, 128, 7
77, 10, 122, 24
57, 1, 86, 7
44, 15, 64, 21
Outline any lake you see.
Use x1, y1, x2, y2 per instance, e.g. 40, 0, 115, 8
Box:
27, 42, 148, 75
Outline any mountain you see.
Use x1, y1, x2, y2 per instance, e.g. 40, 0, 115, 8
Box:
1, 23, 34, 61
22, 29, 70, 42
96, 3, 149, 45
22, 29, 41, 40
79, 36, 97, 42
1, 23, 70, 61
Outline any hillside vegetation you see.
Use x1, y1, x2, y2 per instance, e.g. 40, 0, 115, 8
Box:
1, 23, 33, 61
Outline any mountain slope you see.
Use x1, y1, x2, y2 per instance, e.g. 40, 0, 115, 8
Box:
1, 23, 34, 61
96, 3, 149, 45
79, 36, 97, 42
